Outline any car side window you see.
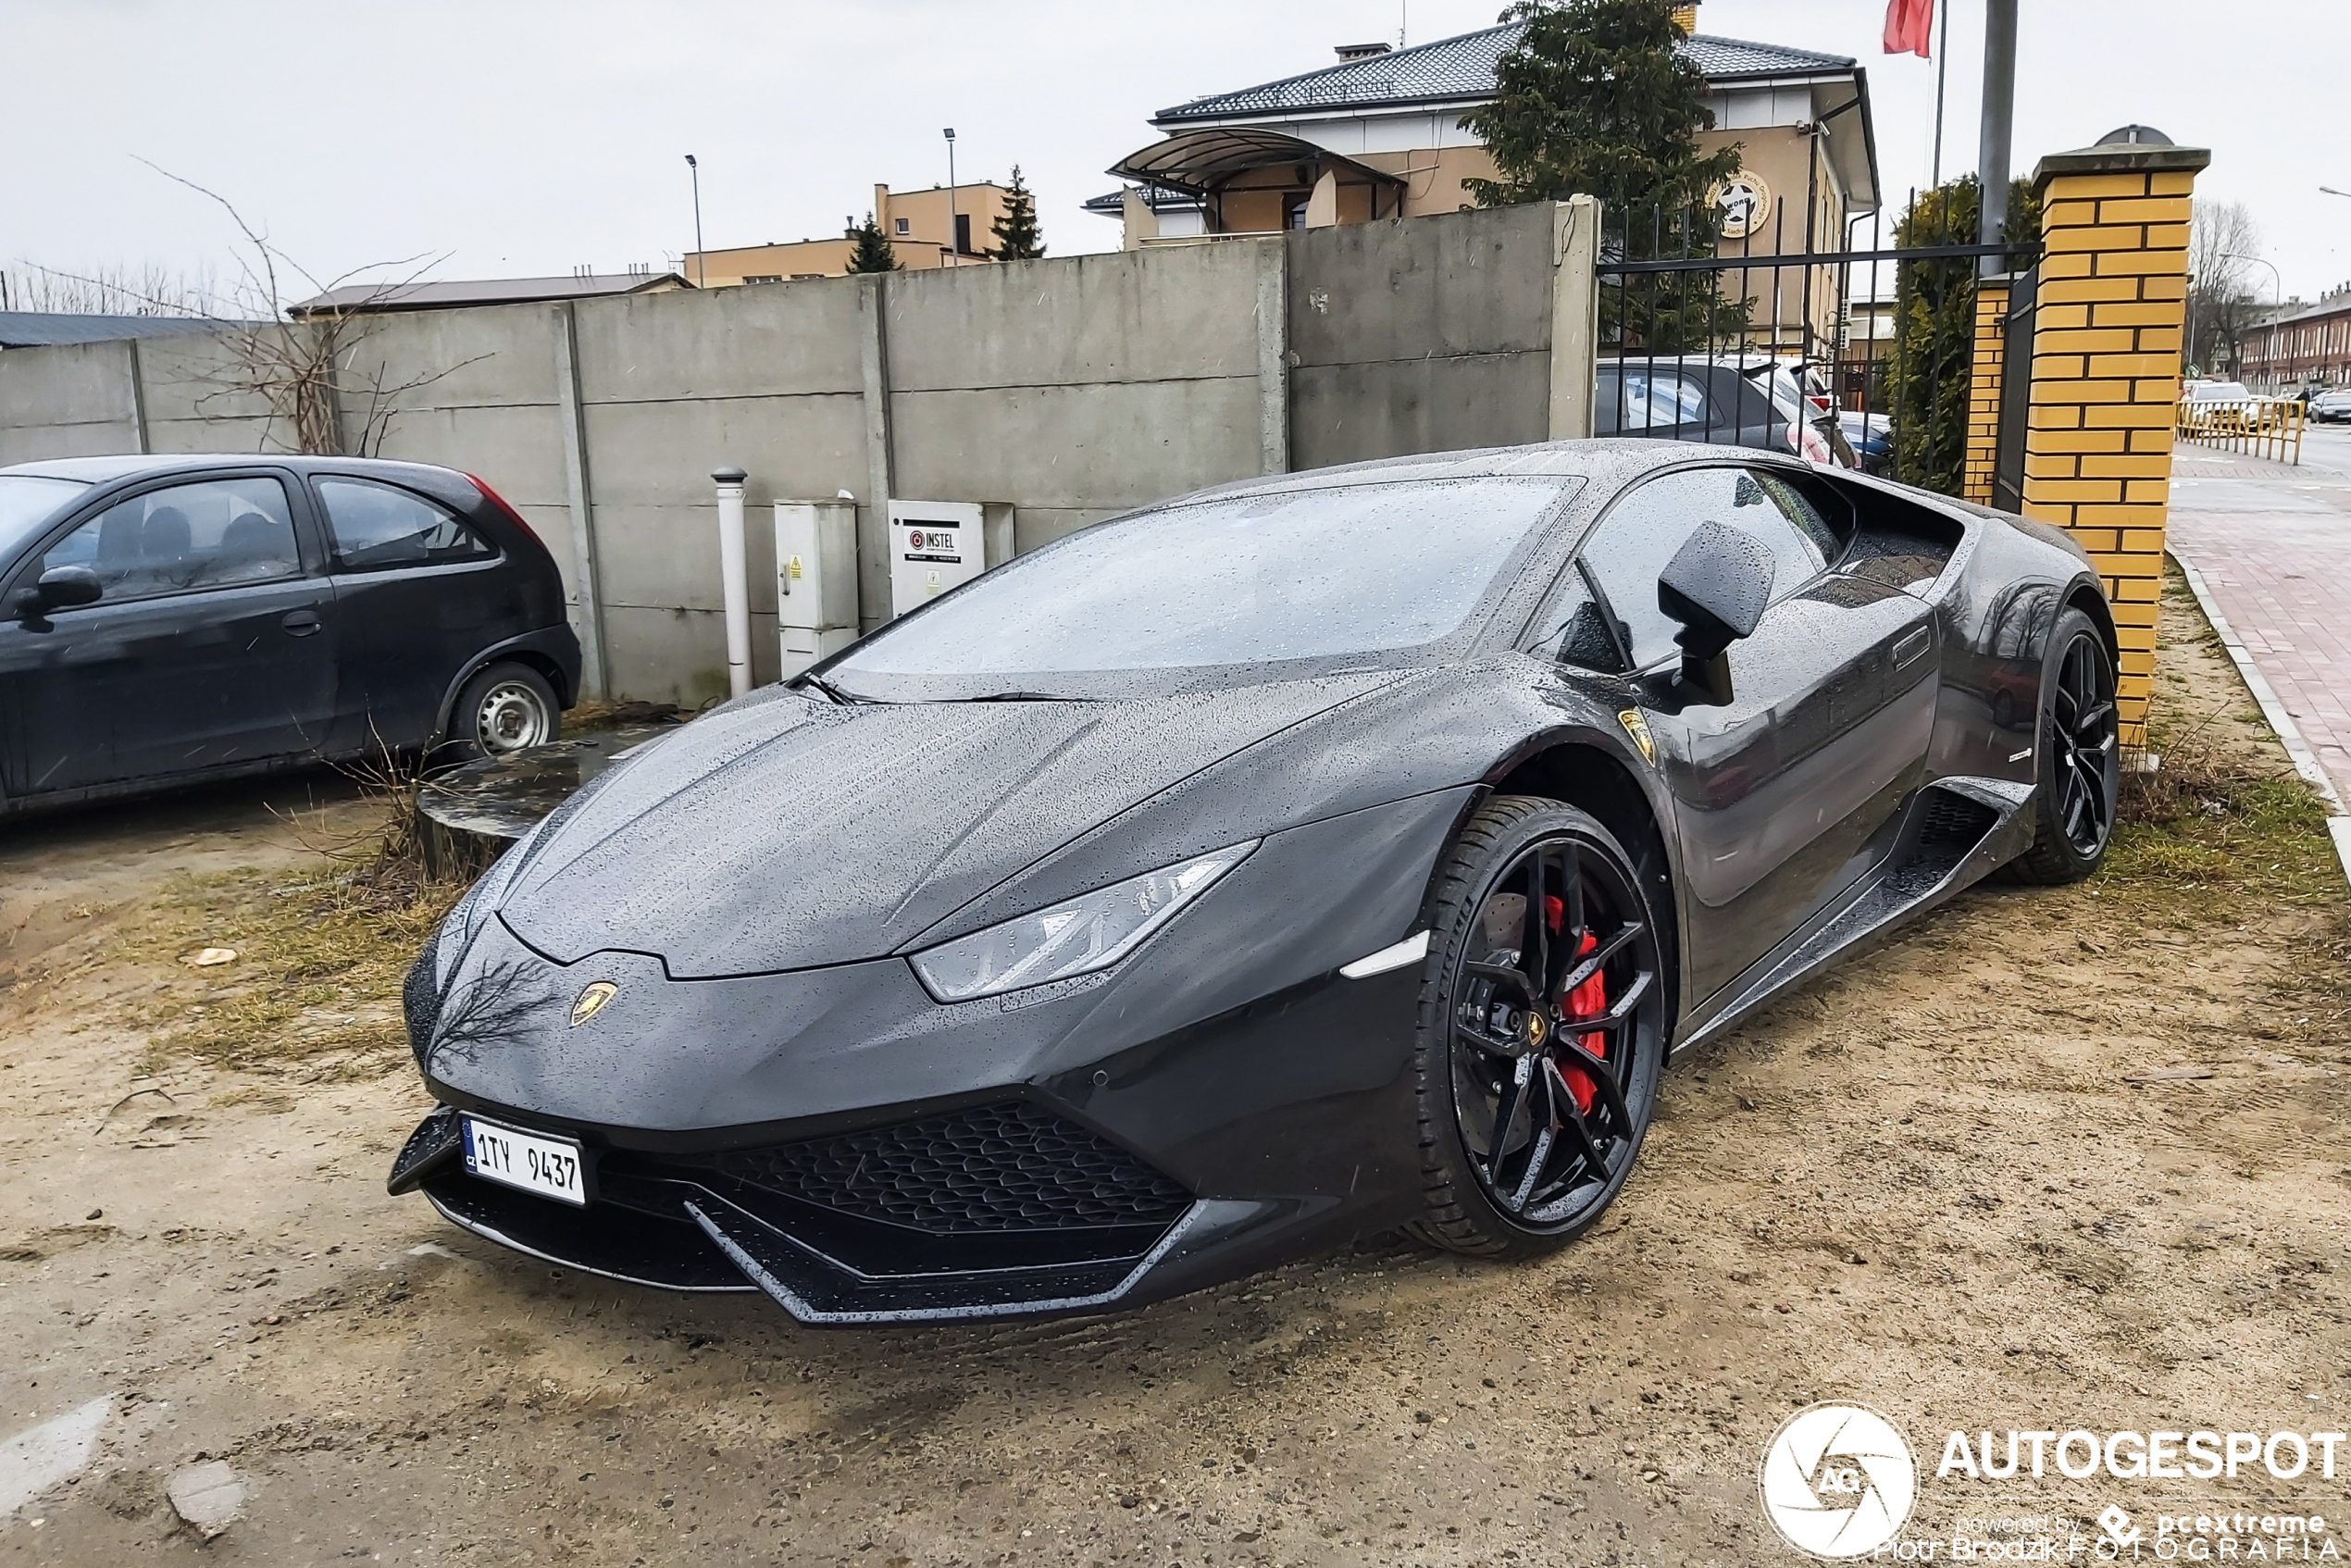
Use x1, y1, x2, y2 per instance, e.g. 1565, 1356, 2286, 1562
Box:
1576, 467, 1826, 670
316, 477, 492, 572
1527, 564, 1628, 674
1597, 368, 1708, 434
1752, 470, 1849, 565
37, 476, 302, 605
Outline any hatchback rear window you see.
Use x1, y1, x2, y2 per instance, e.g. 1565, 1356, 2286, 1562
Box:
317, 478, 493, 572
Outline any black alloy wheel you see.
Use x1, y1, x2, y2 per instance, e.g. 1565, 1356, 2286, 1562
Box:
2009, 607, 2120, 884
1409, 797, 1668, 1254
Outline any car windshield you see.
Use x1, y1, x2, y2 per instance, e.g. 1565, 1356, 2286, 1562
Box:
0, 476, 92, 563
824, 477, 1580, 701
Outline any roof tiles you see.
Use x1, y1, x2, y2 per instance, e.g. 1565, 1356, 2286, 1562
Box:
1154, 25, 1855, 124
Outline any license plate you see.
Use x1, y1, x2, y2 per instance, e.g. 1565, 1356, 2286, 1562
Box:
461, 1115, 590, 1207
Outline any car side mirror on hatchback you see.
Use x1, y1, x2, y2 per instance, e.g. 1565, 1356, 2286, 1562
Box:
1657, 521, 1773, 705
10, 565, 104, 621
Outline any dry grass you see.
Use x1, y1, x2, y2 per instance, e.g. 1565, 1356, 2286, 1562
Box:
130, 772, 474, 1075
2097, 568, 2345, 915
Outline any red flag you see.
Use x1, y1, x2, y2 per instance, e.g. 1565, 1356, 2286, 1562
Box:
1884, 0, 1934, 56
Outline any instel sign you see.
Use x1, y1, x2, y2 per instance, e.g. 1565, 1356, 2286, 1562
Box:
887, 499, 985, 618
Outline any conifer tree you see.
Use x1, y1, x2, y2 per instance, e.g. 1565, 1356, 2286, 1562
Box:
1462, 0, 1740, 214
988, 167, 1047, 261
844, 213, 899, 274
1462, 0, 1748, 351
1887, 174, 2039, 494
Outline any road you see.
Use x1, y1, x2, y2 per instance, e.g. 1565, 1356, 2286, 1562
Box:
2169, 421, 2351, 809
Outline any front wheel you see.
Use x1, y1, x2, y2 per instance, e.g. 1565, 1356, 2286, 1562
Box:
448, 661, 561, 761
1405, 796, 1670, 1257
2007, 607, 2120, 885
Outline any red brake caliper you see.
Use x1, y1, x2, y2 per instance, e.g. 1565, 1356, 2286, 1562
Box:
1542, 894, 1609, 1114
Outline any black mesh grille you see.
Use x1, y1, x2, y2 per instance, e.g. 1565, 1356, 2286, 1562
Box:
1916, 789, 1998, 848
717, 1102, 1192, 1233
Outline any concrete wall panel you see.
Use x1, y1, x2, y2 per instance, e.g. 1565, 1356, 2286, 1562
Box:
0, 341, 137, 432
1287, 205, 1555, 372
885, 245, 1263, 392
571, 281, 865, 404
889, 380, 1263, 513
578, 392, 866, 509
1291, 351, 1552, 472
366, 403, 568, 507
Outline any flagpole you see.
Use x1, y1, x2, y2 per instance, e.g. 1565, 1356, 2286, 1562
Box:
1977, 0, 2018, 276
1930, 0, 1950, 186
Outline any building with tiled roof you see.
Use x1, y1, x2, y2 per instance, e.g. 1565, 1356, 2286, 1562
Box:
1093, 0, 1879, 305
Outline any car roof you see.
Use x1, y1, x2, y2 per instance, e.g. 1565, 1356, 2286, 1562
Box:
1162, 437, 1807, 510
0, 453, 466, 484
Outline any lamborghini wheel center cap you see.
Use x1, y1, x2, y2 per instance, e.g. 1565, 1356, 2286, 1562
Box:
1524, 1012, 1549, 1048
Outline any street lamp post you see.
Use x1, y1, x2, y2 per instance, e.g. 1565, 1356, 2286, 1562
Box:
943, 128, 958, 267
685, 154, 704, 288
2216, 253, 2284, 387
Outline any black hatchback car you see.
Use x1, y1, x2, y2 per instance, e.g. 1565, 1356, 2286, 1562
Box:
0, 454, 579, 815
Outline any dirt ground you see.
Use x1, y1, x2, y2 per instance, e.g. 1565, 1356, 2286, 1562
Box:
3, 576, 2347, 1568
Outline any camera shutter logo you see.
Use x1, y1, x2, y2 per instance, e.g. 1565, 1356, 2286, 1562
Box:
1758, 1401, 1917, 1559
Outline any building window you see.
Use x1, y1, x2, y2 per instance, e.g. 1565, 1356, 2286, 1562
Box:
1283, 194, 1309, 230
954, 213, 973, 255
743, 274, 782, 284
894, 218, 910, 235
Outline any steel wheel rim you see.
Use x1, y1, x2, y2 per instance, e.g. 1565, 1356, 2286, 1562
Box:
2048, 630, 2118, 857
1449, 833, 1663, 1232
475, 680, 552, 754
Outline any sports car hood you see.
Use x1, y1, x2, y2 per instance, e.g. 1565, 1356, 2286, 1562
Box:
493, 673, 1402, 977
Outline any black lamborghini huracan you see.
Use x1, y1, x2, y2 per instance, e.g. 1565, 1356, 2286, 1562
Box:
391, 440, 2120, 1325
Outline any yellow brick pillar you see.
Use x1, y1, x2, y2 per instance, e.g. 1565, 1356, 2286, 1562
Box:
1961, 278, 2011, 507
2020, 132, 2208, 751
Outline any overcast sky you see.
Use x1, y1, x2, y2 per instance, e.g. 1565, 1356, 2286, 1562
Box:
4, 0, 2345, 307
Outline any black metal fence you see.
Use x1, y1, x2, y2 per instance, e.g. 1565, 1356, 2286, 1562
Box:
1594, 198, 2036, 497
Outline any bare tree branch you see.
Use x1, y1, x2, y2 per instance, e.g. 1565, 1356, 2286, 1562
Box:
63, 161, 481, 455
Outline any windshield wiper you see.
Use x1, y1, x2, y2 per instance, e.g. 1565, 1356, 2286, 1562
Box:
795, 674, 867, 705
962, 691, 1098, 703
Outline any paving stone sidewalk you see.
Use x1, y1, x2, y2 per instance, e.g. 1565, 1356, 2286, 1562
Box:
2165, 438, 2351, 805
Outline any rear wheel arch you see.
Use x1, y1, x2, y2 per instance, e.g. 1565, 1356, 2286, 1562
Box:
1482, 740, 1681, 1033
2063, 579, 2119, 668
431, 647, 573, 745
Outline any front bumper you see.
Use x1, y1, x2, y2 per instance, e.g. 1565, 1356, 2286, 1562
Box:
392, 788, 1473, 1324
392, 964, 1420, 1324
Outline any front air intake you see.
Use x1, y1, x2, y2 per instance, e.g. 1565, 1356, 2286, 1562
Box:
716, 1101, 1194, 1233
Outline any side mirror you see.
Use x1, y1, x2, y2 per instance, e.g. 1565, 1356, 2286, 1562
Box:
14, 566, 102, 621
1658, 521, 1773, 703
40, 566, 105, 609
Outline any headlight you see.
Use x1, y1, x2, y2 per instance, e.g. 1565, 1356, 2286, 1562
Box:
910, 841, 1257, 1002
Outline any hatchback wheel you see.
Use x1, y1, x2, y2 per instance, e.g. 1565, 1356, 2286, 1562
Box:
451, 662, 560, 760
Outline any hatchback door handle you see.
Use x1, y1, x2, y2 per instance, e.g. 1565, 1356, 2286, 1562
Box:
282, 609, 322, 636
1892, 626, 1931, 668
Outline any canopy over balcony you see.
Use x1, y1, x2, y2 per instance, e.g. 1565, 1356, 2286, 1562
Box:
1109, 129, 1409, 232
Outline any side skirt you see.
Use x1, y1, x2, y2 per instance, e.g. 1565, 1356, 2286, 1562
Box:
1673, 777, 2034, 1056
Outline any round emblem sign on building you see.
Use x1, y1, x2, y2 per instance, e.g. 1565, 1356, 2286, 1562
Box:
1710, 172, 1773, 241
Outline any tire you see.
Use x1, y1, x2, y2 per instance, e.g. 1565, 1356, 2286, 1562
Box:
447, 661, 561, 761
1404, 795, 1671, 1258
2006, 607, 2120, 885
